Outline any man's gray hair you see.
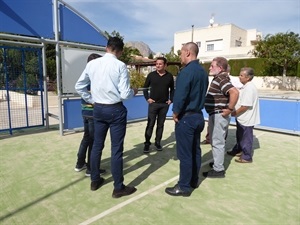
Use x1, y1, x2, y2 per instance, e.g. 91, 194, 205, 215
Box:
241, 67, 255, 80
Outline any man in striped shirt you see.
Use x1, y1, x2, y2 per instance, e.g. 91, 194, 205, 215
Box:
203, 57, 239, 178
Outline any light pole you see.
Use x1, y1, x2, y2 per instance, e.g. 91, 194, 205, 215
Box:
191, 25, 194, 42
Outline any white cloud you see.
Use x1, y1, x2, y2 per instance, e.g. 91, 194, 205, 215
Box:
63, 0, 300, 53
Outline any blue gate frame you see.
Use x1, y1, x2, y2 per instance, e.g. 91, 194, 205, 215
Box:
0, 46, 45, 135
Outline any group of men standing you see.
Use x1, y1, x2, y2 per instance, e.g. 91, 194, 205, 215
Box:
75, 36, 260, 198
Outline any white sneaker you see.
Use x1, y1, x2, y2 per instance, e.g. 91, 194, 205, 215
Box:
74, 163, 87, 172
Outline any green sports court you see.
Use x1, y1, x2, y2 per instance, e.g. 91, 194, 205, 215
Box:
1, 119, 299, 225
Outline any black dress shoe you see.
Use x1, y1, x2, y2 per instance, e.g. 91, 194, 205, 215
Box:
143, 143, 150, 154
203, 169, 225, 178
190, 181, 199, 189
90, 177, 105, 191
112, 185, 137, 198
165, 184, 191, 197
155, 142, 162, 151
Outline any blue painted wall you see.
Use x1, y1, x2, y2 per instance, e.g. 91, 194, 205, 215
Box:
63, 96, 300, 135
258, 98, 299, 133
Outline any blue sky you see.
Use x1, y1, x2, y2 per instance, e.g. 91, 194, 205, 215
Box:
64, 0, 299, 54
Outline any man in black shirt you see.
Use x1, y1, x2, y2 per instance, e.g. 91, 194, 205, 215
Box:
143, 57, 174, 153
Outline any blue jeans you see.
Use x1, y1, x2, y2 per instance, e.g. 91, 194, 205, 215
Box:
144, 103, 169, 144
175, 113, 204, 192
91, 103, 127, 190
76, 116, 94, 169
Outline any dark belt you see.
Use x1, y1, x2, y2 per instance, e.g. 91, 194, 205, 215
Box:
95, 102, 122, 106
153, 102, 168, 104
209, 110, 223, 116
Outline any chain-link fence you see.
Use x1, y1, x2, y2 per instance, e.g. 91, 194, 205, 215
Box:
0, 46, 44, 134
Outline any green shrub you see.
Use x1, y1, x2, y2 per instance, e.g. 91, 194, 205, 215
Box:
202, 58, 299, 77
166, 65, 181, 76
129, 70, 146, 88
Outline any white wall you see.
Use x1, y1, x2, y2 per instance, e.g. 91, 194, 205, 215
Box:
252, 76, 300, 90
174, 23, 259, 62
0, 90, 41, 107
208, 76, 300, 91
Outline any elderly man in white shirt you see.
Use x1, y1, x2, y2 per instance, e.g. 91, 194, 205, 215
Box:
75, 37, 138, 198
227, 67, 260, 163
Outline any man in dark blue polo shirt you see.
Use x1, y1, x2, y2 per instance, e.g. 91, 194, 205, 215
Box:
165, 42, 208, 197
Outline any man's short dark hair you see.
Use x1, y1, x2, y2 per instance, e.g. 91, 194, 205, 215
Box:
156, 57, 167, 65
87, 53, 102, 63
107, 37, 124, 52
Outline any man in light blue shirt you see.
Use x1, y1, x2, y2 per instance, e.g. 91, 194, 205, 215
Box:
75, 37, 138, 198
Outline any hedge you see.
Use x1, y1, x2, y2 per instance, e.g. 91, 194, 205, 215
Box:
201, 58, 300, 77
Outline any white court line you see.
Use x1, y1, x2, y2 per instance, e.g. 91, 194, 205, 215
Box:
255, 132, 266, 138
79, 176, 179, 225
79, 159, 213, 225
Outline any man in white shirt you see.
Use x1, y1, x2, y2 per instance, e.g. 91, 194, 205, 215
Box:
75, 37, 138, 198
227, 67, 260, 163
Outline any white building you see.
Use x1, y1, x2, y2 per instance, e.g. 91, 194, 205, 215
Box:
174, 23, 262, 63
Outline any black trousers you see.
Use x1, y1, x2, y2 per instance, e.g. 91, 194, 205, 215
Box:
144, 102, 169, 144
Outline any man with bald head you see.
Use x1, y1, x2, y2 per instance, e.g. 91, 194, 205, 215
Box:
165, 42, 208, 197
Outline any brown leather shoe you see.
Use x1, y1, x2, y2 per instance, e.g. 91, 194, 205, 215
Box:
227, 150, 242, 156
112, 185, 137, 198
201, 140, 210, 144
236, 152, 242, 157
235, 158, 252, 163
90, 178, 105, 191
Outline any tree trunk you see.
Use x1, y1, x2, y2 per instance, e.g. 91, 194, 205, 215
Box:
282, 59, 287, 89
